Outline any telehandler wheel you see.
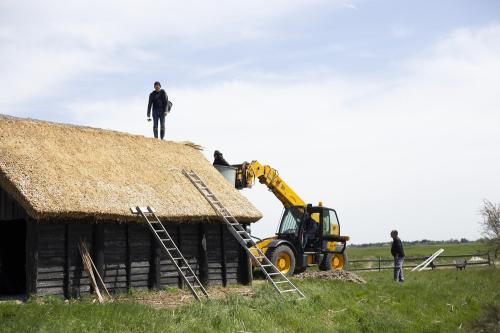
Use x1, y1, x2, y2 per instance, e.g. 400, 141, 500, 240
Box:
319, 252, 349, 271
266, 245, 296, 276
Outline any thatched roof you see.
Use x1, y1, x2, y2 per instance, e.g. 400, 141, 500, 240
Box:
0, 115, 262, 223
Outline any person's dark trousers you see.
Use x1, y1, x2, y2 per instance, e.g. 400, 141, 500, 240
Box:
152, 108, 166, 139
394, 256, 404, 282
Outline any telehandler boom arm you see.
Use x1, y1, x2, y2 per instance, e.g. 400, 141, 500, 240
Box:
235, 161, 306, 208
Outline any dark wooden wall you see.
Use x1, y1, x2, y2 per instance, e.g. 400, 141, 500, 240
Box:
26, 219, 251, 297
0, 187, 25, 221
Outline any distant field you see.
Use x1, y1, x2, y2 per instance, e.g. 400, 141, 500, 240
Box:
347, 242, 488, 260
1, 267, 499, 332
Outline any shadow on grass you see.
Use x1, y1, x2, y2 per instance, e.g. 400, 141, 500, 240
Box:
468, 303, 500, 333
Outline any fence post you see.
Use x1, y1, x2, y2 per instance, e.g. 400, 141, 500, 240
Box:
487, 252, 491, 266
378, 257, 381, 271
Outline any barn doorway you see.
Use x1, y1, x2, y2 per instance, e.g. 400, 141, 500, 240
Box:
0, 219, 26, 295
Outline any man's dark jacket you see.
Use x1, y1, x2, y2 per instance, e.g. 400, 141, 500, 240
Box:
391, 237, 405, 258
147, 89, 168, 117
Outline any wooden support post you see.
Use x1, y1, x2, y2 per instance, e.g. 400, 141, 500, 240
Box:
176, 225, 183, 289
220, 225, 227, 287
487, 252, 491, 266
198, 224, 209, 287
25, 218, 38, 296
378, 257, 381, 271
126, 225, 131, 290
92, 224, 105, 291
150, 231, 161, 290
63, 223, 70, 299
238, 224, 252, 285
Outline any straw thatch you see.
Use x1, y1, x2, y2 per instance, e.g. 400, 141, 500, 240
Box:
0, 115, 262, 223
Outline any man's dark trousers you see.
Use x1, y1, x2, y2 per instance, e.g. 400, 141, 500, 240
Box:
153, 108, 166, 139
394, 257, 404, 282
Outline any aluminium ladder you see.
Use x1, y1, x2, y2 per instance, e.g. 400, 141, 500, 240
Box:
130, 206, 209, 301
183, 169, 305, 299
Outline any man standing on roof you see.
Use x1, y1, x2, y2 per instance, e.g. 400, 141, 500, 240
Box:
391, 230, 405, 282
213, 150, 230, 166
147, 81, 169, 140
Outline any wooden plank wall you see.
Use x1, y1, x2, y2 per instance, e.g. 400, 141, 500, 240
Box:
33, 221, 249, 297
0, 187, 25, 221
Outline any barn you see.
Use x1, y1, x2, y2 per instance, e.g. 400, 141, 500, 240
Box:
0, 115, 262, 298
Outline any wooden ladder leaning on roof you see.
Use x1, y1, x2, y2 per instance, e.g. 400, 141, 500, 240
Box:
183, 169, 305, 300
130, 206, 210, 302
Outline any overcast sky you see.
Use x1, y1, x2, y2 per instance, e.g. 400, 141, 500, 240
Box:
1, 1, 499, 243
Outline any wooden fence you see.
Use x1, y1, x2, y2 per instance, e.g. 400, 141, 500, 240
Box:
348, 252, 492, 271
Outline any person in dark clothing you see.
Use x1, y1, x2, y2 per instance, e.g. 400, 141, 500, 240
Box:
390, 230, 405, 282
303, 213, 318, 249
213, 150, 230, 166
147, 81, 169, 140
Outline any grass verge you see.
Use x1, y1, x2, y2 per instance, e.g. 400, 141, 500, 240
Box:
0, 267, 498, 333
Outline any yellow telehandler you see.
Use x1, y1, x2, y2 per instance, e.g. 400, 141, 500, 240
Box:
221, 160, 350, 275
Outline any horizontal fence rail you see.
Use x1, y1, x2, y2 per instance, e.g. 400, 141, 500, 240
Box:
348, 252, 491, 272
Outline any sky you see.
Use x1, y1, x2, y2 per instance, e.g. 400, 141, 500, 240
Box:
1, 0, 499, 243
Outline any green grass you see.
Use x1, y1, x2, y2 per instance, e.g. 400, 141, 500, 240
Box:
1, 267, 499, 333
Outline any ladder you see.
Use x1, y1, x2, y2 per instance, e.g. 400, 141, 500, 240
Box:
130, 206, 209, 301
183, 170, 305, 299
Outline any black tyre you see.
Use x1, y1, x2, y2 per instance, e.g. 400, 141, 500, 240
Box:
294, 266, 307, 274
319, 252, 349, 271
266, 245, 296, 276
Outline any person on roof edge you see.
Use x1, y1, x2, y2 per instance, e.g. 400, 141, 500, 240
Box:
147, 81, 169, 140
390, 230, 405, 282
213, 150, 230, 166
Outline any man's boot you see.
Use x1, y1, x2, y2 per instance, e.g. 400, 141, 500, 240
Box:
153, 128, 158, 139
160, 128, 165, 140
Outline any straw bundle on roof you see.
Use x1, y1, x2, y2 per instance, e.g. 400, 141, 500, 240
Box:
0, 115, 262, 223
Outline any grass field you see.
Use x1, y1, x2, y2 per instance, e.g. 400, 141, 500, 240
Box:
347, 241, 488, 260
1, 266, 499, 333
346, 242, 491, 271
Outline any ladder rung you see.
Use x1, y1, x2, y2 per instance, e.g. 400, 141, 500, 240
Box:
274, 281, 290, 284
172, 257, 183, 260
166, 248, 177, 251
268, 272, 281, 276
280, 289, 298, 293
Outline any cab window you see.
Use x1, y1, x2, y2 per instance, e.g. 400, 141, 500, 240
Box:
322, 209, 340, 236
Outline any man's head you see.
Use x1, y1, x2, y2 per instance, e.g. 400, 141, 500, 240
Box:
214, 150, 223, 158
154, 81, 161, 92
390, 230, 398, 239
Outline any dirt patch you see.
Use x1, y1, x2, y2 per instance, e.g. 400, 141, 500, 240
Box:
114, 285, 256, 309
294, 270, 366, 283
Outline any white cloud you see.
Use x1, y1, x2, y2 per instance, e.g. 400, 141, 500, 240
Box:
0, 0, 342, 111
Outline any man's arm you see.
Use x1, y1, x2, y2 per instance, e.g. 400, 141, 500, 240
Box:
147, 93, 153, 118
163, 91, 168, 113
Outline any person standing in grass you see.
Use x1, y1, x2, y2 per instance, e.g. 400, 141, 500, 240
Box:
147, 81, 169, 140
391, 230, 405, 282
